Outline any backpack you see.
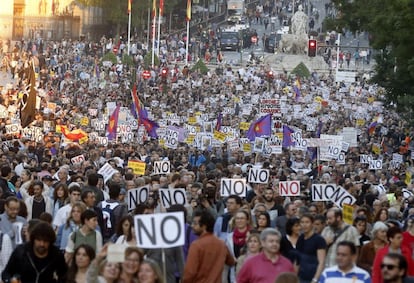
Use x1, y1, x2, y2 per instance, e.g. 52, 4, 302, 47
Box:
101, 201, 119, 240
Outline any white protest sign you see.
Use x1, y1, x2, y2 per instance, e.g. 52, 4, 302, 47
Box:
220, 178, 247, 197
368, 159, 383, 170
127, 186, 150, 211
134, 212, 185, 248
330, 186, 356, 208
98, 163, 119, 184
360, 154, 373, 164
159, 188, 187, 208
107, 244, 127, 263
71, 154, 85, 165
248, 168, 270, 184
336, 152, 346, 165
311, 184, 337, 201
164, 128, 179, 149
279, 181, 301, 196
153, 161, 170, 175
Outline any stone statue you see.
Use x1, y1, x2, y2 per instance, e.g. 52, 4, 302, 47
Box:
279, 5, 309, 54
291, 5, 308, 36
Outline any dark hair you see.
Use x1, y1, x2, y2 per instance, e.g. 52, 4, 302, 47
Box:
108, 182, 121, 199
133, 203, 150, 215
80, 209, 98, 225
285, 217, 300, 236
30, 180, 44, 191
115, 215, 134, 241
300, 213, 315, 223
314, 214, 326, 223
374, 208, 389, 222
387, 226, 402, 240
1, 165, 11, 177
66, 244, 96, 283
337, 241, 357, 255
69, 184, 82, 194
256, 211, 271, 229
87, 173, 99, 186
81, 189, 95, 202
166, 204, 188, 222
383, 253, 408, 276
193, 210, 215, 233
39, 212, 53, 224
30, 222, 56, 243
227, 195, 243, 206
5, 196, 19, 206
18, 199, 28, 218
328, 207, 343, 219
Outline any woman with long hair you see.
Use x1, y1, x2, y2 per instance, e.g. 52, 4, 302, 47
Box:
374, 207, 389, 222
224, 209, 252, 283
67, 244, 96, 283
53, 183, 69, 216
55, 201, 86, 252
118, 247, 144, 283
113, 215, 136, 246
280, 217, 301, 263
253, 211, 271, 233
138, 258, 165, 283
18, 169, 33, 200
235, 233, 262, 277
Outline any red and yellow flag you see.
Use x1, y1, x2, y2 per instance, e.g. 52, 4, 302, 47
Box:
60, 125, 88, 143
159, 0, 164, 17
127, 0, 131, 14
186, 0, 191, 21
152, 0, 157, 18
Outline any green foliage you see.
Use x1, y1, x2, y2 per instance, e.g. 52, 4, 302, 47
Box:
143, 53, 160, 68
122, 54, 134, 66
329, 0, 414, 123
101, 52, 118, 64
191, 59, 209, 75
291, 62, 310, 78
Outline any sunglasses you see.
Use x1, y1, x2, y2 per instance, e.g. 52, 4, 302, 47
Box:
381, 264, 399, 270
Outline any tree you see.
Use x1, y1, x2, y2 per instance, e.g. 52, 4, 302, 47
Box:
326, 0, 414, 122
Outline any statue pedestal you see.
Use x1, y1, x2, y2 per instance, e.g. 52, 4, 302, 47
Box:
264, 53, 330, 74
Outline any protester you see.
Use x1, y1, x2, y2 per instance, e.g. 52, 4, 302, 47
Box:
119, 247, 144, 283
319, 241, 370, 282
56, 201, 86, 252
372, 226, 414, 283
235, 233, 262, 277
138, 258, 165, 283
2, 221, 67, 283
237, 228, 294, 283
86, 244, 121, 283
381, 253, 414, 283
0, 196, 27, 248
296, 213, 326, 283
183, 210, 235, 283
66, 244, 96, 283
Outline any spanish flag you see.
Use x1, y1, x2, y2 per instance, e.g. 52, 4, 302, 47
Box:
152, 0, 157, 18
186, 0, 191, 21
60, 125, 88, 143
159, 0, 164, 17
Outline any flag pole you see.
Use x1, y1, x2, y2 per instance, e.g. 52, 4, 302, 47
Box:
127, 0, 132, 55
185, 20, 190, 65
156, 8, 161, 59
151, 0, 157, 67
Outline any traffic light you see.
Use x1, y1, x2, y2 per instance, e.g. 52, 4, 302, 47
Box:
161, 68, 168, 82
308, 39, 317, 57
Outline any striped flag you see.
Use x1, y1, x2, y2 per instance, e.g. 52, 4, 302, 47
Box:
186, 0, 191, 21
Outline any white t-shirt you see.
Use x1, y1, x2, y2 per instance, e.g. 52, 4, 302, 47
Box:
52, 204, 72, 228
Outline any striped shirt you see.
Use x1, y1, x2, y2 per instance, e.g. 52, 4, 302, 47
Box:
319, 265, 371, 283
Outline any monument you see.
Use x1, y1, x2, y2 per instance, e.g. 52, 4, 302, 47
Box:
265, 5, 329, 73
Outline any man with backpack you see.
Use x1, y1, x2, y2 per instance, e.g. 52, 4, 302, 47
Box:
98, 182, 128, 242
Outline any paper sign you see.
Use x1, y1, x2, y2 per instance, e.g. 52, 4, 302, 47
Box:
98, 163, 119, 184
128, 160, 146, 175
107, 244, 127, 262
159, 188, 187, 208
128, 186, 150, 211
134, 212, 185, 248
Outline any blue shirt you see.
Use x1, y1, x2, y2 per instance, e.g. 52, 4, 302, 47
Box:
320, 265, 371, 283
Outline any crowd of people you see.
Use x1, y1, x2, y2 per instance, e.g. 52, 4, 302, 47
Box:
0, 15, 413, 282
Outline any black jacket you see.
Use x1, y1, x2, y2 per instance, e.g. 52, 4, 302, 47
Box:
1, 242, 67, 283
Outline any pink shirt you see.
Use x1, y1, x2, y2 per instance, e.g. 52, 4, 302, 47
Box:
237, 252, 294, 283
